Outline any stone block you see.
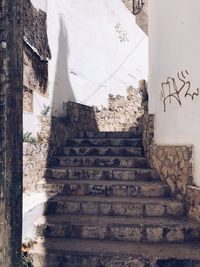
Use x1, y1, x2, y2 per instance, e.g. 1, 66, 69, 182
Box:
146, 227, 163, 242
82, 202, 99, 215
82, 226, 107, 240
166, 202, 185, 216
109, 226, 142, 241
166, 228, 184, 242
112, 203, 143, 217
145, 203, 165, 217
62, 202, 81, 214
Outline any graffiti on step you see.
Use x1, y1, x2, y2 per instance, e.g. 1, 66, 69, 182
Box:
160, 70, 200, 112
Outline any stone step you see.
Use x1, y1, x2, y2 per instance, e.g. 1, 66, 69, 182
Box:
45, 195, 185, 218
51, 156, 147, 168
66, 138, 142, 147
30, 238, 200, 267
36, 179, 170, 198
44, 167, 160, 181
63, 146, 143, 157
34, 215, 200, 243
77, 131, 142, 139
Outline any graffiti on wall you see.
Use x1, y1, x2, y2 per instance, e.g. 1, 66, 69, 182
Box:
160, 70, 200, 112
114, 23, 129, 43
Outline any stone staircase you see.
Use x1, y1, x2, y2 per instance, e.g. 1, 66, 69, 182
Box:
30, 131, 200, 267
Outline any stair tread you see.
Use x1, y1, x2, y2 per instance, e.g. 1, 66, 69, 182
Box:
49, 195, 181, 204
35, 214, 199, 227
78, 131, 142, 137
67, 138, 142, 141
46, 166, 155, 171
80, 131, 142, 133
39, 179, 165, 186
54, 156, 146, 159
63, 145, 142, 149
31, 238, 200, 260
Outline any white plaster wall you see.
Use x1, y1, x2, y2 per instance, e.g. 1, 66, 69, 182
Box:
24, 0, 148, 135
149, 0, 200, 186
31, 0, 47, 12
47, 0, 148, 115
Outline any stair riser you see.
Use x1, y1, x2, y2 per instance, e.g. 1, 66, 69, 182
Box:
31, 253, 150, 267
36, 183, 170, 198
35, 223, 200, 243
66, 139, 142, 147
63, 147, 143, 157
45, 168, 160, 181
78, 131, 142, 139
52, 158, 148, 168
46, 200, 185, 218
31, 253, 200, 267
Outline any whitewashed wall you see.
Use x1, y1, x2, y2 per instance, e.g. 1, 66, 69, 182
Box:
149, 0, 200, 186
31, 0, 47, 12
24, 0, 148, 134
47, 0, 148, 115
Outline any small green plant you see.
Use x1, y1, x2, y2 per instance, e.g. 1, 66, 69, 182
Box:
21, 251, 33, 267
21, 240, 34, 267
41, 104, 51, 116
23, 132, 38, 144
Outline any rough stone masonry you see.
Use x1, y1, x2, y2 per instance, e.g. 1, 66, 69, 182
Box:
0, 0, 23, 266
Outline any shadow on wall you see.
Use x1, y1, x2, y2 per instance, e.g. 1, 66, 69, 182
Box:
51, 16, 76, 116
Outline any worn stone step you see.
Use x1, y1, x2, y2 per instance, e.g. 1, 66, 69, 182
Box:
44, 167, 160, 181
34, 215, 200, 243
30, 238, 200, 267
36, 179, 170, 198
51, 156, 147, 168
77, 131, 142, 139
45, 195, 185, 218
66, 138, 142, 147
63, 146, 143, 157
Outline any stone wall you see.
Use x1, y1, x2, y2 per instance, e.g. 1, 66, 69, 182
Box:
142, 113, 154, 162
63, 102, 99, 132
24, 108, 98, 191
142, 114, 193, 201
96, 84, 145, 131
150, 145, 193, 200
62, 84, 145, 132
23, 44, 48, 98
186, 186, 200, 223
63, 84, 146, 132
23, 104, 99, 191
23, 143, 48, 192
24, 0, 51, 60
0, 0, 23, 265
23, 0, 51, 113
23, 115, 70, 192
